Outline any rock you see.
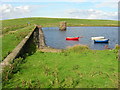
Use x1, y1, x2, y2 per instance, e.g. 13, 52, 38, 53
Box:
59, 21, 67, 31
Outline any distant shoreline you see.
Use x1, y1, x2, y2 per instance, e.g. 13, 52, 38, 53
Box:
67, 25, 119, 27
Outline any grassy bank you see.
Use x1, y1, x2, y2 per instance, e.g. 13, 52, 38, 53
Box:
2, 17, 118, 28
1, 25, 34, 61
2, 45, 118, 88
2, 24, 28, 35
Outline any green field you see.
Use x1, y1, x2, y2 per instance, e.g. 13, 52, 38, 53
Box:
2, 17, 118, 28
1, 25, 35, 61
1, 17, 119, 88
3, 46, 118, 88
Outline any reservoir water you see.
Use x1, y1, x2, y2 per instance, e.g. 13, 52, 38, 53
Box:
43, 27, 118, 50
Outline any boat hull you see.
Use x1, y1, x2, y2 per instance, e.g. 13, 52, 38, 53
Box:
94, 39, 109, 43
66, 37, 79, 40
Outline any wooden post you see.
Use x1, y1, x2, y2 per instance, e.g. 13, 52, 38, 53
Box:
59, 21, 67, 31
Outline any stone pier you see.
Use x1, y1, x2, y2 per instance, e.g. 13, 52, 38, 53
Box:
37, 25, 46, 49
59, 21, 67, 31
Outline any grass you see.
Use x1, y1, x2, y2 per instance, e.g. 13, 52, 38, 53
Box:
1, 17, 119, 29
1, 17, 119, 88
1, 25, 35, 61
2, 24, 28, 35
2, 45, 118, 88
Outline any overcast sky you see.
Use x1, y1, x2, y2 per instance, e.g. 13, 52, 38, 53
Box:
0, 0, 119, 20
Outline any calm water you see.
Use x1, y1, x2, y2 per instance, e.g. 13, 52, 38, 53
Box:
43, 27, 118, 50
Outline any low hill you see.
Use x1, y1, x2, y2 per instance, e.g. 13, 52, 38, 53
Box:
2, 17, 118, 28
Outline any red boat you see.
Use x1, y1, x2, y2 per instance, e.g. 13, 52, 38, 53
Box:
66, 37, 80, 40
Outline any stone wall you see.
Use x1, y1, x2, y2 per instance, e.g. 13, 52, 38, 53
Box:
1, 25, 46, 70
38, 26, 47, 48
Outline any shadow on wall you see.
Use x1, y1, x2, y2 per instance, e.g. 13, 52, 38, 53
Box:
19, 31, 37, 59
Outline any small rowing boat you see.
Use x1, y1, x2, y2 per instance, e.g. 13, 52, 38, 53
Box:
94, 39, 109, 43
66, 37, 80, 40
91, 36, 104, 40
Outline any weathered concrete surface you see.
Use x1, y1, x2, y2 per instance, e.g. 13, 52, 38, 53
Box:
59, 21, 67, 31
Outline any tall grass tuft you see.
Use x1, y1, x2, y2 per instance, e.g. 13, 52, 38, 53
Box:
2, 57, 23, 84
115, 44, 120, 50
66, 44, 89, 53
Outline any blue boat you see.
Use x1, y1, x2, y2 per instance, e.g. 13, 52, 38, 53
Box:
94, 39, 109, 43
